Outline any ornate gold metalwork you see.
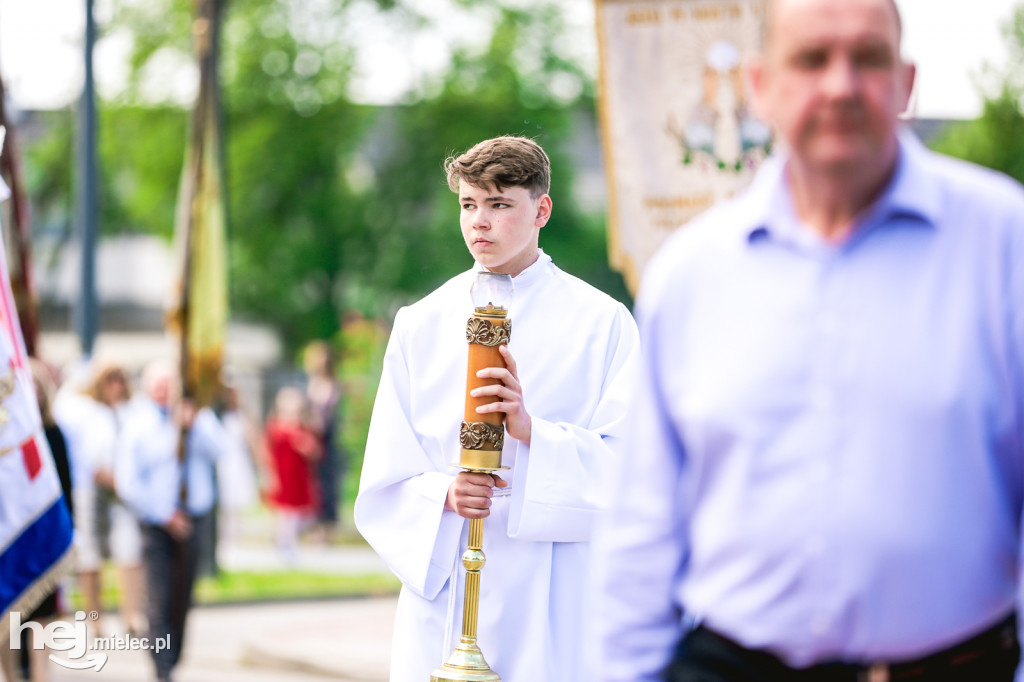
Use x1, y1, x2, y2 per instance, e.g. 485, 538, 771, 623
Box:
465, 317, 512, 347
460, 421, 504, 451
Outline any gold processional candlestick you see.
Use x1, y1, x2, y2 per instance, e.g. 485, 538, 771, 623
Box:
431, 272, 513, 682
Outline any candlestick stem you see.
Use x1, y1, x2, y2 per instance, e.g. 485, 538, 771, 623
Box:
430, 511, 500, 682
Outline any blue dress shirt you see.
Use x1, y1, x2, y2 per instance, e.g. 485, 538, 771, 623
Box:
116, 398, 226, 525
595, 130, 1024, 680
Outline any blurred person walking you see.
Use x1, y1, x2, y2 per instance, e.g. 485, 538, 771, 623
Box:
263, 386, 322, 564
595, 0, 1024, 680
116, 360, 226, 682
76, 362, 146, 637
0, 360, 73, 682
303, 341, 344, 541
52, 363, 103, 616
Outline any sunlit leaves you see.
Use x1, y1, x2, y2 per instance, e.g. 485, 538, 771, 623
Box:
931, 4, 1024, 186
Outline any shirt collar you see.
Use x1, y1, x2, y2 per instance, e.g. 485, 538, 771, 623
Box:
473, 249, 552, 291
877, 128, 943, 227
741, 126, 942, 246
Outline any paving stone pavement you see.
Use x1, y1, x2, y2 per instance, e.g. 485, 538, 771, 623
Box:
38, 597, 396, 682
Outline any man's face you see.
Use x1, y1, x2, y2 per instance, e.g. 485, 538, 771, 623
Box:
458, 180, 552, 277
752, 0, 915, 175
148, 372, 172, 406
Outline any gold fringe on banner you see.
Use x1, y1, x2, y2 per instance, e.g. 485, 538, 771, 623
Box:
0, 545, 76, 644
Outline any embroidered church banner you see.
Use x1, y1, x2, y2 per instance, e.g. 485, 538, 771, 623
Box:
0, 138, 74, 637
595, 0, 771, 293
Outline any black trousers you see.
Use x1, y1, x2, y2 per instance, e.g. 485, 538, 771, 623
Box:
141, 513, 209, 679
666, 616, 1020, 682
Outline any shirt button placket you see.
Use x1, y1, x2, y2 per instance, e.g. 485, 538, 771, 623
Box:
809, 249, 842, 643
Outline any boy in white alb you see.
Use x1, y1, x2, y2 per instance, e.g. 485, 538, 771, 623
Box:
355, 136, 640, 682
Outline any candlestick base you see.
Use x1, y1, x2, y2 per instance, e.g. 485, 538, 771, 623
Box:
430, 639, 501, 682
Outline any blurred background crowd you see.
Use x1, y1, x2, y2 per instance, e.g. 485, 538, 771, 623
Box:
0, 0, 1021, 680
2, 343, 353, 681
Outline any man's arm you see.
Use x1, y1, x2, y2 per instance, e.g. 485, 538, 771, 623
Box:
593, 280, 692, 682
1010, 205, 1024, 682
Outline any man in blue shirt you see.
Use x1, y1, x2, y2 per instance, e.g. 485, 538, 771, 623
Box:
595, 0, 1024, 680
117, 360, 225, 682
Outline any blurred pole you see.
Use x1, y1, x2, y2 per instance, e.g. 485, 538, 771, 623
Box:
75, 0, 99, 357
0, 76, 41, 357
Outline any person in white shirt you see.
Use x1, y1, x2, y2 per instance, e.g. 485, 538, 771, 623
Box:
116, 360, 226, 682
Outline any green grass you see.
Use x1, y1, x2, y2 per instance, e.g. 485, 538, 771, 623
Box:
193, 569, 400, 604
70, 566, 400, 612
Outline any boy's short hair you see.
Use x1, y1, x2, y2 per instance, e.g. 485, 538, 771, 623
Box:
445, 136, 551, 199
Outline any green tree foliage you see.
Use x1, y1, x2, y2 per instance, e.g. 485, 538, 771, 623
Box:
930, 5, 1024, 184
24, 0, 627, 354
99, 106, 187, 237
219, 0, 377, 348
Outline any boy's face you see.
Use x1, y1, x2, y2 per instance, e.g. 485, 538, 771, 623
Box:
458, 180, 552, 277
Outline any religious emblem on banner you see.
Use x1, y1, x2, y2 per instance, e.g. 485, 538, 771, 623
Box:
595, 0, 771, 293
0, 367, 17, 433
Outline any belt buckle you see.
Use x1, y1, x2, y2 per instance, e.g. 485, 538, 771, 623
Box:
859, 663, 889, 682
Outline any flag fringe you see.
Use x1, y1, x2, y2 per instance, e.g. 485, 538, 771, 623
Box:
0, 545, 76, 643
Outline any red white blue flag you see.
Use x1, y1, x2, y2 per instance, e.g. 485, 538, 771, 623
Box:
0, 127, 74, 637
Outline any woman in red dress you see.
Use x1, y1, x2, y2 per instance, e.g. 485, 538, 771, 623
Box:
264, 387, 322, 563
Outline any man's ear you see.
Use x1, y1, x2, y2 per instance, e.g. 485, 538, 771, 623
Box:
899, 61, 917, 115
747, 57, 771, 122
535, 194, 553, 228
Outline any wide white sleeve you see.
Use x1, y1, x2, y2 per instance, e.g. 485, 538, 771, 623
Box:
354, 309, 464, 600
592, 289, 691, 682
506, 303, 642, 543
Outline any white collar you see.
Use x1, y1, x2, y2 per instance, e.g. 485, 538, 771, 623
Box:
473, 249, 552, 286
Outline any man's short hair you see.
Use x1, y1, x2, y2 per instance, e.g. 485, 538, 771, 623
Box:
762, 0, 903, 49
445, 136, 551, 199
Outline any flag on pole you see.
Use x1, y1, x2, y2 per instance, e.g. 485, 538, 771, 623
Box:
0, 129, 74, 641
167, 0, 228, 408
594, 0, 772, 292
0, 77, 40, 357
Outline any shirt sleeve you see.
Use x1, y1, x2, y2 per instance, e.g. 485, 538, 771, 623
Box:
505, 303, 642, 543
593, 284, 692, 682
1009, 201, 1024, 674
1012, 207, 1024, 463
354, 308, 465, 600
